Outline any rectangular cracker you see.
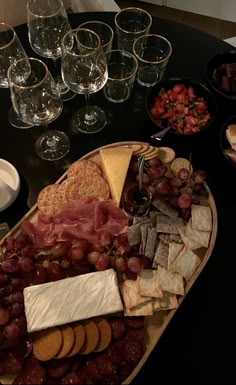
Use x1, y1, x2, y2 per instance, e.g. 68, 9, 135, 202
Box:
191, 204, 212, 232
152, 240, 169, 268
139, 223, 149, 254
122, 279, 151, 309
178, 225, 202, 250
171, 247, 201, 281
157, 266, 185, 295
144, 227, 157, 259
186, 219, 211, 247
124, 300, 153, 316
127, 224, 141, 246
168, 242, 184, 270
138, 269, 163, 298
152, 198, 179, 218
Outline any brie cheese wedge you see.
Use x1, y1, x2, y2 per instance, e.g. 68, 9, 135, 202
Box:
24, 269, 123, 333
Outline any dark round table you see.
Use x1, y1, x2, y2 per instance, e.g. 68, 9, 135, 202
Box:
0, 12, 236, 385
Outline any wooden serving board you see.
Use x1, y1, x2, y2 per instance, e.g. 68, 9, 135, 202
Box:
0, 141, 217, 385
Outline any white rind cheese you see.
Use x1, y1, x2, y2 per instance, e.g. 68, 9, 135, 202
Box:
24, 269, 123, 333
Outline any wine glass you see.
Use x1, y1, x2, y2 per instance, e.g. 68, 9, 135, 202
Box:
0, 22, 32, 129
8, 57, 70, 161
27, 0, 75, 101
61, 28, 108, 134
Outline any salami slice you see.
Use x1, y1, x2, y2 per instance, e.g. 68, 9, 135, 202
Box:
123, 340, 144, 366
46, 358, 69, 378
13, 356, 46, 385
125, 316, 144, 329
118, 361, 133, 382
109, 317, 126, 340
61, 371, 83, 384
125, 328, 145, 344
95, 354, 116, 377
105, 344, 122, 366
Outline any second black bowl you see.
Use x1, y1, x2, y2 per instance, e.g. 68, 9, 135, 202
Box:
146, 77, 217, 137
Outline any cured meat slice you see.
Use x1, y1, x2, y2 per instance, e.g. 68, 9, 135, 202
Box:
13, 356, 46, 385
60, 371, 84, 384
123, 340, 144, 366
20, 199, 128, 248
109, 317, 126, 340
125, 328, 145, 344
125, 316, 145, 329
46, 358, 69, 378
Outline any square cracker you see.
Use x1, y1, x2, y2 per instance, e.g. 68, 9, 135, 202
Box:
122, 280, 151, 309
152, 240, 169, 268
138, 269, 163, 298
191, 204, 212, 232
152, 198, 179, 219
168, 242, 184, 270
153, 292, 178, 311
127, 224, 141, 246
172, 247, 201, 281
178, 226, 202, 250
157, 266, 184, 295
186, 219, 211, 248
124, 300, 153, 316
139, 224, 149, 254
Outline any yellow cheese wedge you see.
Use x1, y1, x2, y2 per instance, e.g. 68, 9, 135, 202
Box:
100, 147, 133, 206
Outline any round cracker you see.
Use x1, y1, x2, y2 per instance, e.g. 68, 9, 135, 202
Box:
79, 320, 99, 355
67, 323, 86, 357
33, 327, 63, 361
65, 174, 110, 201
158, 147, 176, 163
171, 157, 193, 175
133, 144, 149, 156
141, 146, 156, 156
94, 318, 112, 352
37, 184, 67, 216
129, 144, 143, 152
144, 148, 160, 160
55, 326, 75, 359
67, 159, 102, 179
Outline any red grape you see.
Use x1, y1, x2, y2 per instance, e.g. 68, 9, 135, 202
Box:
127, 257, 144, 273
148, 157, 162, 167
169, 176, 182, 188
114, 257, 127, 272
9, 303, 24, 318
15, 233, 29, 249
11, 278, 26, 292
135, 173, 150, 184
178, 193, 192, 209
0, 288, 5, 299
169, 197, 179, 208
71, 259, 91, 275
99, 232, 113, 247
148, 185, 157, 198
0, 308, 10, 326
87, 251, 101, 265
33, 264, 48, 284
60, 258, 71, 270
13, 316, 27, 336
177, 168, 189, 182
1, 260, 19, 273
18, 257, 34, 273
179, 208, 191, 220
73, 239, 90, 253
49, 242, 71, 258
22, 247, 36, 258
130, 162, 139, 173
0, 274, 9, 288
95, 254, 110, 271
3, 236, 15, 251
192, 170, 207, 184
141, 256, 152, 269
67, 246, 85, 262
3, 322, 20, 340
9, 292, 24, 304
193, 183, 202, 193
147, 166, 167, 179
48, 263, 65, 281
156, 182, 171, 195
90, 243, 105, 253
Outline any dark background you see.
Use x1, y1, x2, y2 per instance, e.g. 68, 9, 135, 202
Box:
0, 12, 236, 385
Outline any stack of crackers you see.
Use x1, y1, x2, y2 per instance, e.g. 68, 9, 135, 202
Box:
37, 160, 110, 216
124, 199, 213, 316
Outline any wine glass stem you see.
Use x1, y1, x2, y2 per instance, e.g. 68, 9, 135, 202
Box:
52, 57, 64, 86
84, 93, 97, 125
44, 125, 56, 147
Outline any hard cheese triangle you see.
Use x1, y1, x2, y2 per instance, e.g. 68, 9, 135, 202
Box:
100, 147, 133, 206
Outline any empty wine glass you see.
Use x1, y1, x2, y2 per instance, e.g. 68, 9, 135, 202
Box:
0, 22, 32, 129
78, 21, 114, 54
8, 57, 70, 161
27, 0, 75, 101
61, 28, 108, 134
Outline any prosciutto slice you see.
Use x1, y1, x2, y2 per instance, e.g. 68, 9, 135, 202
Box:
21, 199, 128, 247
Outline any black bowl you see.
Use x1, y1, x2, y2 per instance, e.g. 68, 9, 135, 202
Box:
146, 77, 217, 137
220, 115, 236, 167
206, 50, 236, 101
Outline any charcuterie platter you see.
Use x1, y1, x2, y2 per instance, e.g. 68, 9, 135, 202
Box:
0, 141, 217, 385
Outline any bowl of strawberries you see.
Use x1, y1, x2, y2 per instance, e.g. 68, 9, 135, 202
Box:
146, 77, 217, 136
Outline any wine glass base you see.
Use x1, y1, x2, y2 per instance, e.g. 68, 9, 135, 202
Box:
73, 106, 107, 134
8, 107, 33, 129
35, 130, 70, 161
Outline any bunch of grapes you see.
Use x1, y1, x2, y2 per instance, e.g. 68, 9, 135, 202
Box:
131, 157, 207, 220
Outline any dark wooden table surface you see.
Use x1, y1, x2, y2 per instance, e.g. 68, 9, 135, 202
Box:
0, 12, 236, 385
